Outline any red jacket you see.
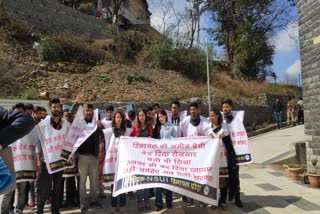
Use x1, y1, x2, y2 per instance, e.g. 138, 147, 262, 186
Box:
131, 124, 153, 138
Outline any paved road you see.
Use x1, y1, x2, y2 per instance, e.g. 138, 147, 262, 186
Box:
2, 124, 320, 214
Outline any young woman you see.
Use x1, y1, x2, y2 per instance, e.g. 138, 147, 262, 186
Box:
131, 109, 153, 211
104, 110, 132, 214
208, 109, 237, 210
154, 110, 177, 211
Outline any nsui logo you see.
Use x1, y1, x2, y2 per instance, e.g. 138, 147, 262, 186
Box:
203, 186, 210, 195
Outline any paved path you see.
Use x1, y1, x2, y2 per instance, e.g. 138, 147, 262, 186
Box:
2, 125, 320, 214
250, 125, 305, 165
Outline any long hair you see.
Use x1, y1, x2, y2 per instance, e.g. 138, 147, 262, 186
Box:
112, 109, 127, 136
159, 109, 168, 122
210, 108, 223, 127
137, 109, 151, 132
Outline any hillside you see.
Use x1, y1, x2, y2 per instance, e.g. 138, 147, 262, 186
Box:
0, 10, 300, 104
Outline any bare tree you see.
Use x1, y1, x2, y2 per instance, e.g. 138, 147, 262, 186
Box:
111, 0, 124, 34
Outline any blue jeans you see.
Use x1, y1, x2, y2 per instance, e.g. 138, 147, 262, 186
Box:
136, 189, 150, 203
274, 112, 283, 128
155, 188, 172, 206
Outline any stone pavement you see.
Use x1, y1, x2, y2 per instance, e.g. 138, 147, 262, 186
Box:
2, 125, 319, 214
249, 125, 305, 165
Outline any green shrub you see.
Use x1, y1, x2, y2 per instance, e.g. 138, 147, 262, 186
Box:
37, 34, 105, 65
142, 38, 207, 82
37, 40, 65, 61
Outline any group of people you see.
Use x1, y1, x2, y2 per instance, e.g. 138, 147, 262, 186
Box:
272, 96, 304, 129
0, 97, 245, 214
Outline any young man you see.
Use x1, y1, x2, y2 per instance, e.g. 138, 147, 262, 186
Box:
180, 102, 209, 206
272, 98, 283, 129
180, 102, 208, 137
40, 107, 47, 120
76, 104, 103, 213
11, 103, 25, 113
222, 99, 243, 208
128, 110, 137, 127
24, 103, 35, 116
147, 107, 156, 128
36, 98, 70, 214
169, 100, 185, 137
106, 106, 114, 121
152, 103, 160, 115
26, 106, 44, 208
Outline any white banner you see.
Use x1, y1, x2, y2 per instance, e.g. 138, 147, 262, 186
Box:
102, 128, 132, 185
36, 117, 73, 174
226, 111, 252, 165
61, 106, 98, 161
113, 136, 220, 205
10, 128, 38, 182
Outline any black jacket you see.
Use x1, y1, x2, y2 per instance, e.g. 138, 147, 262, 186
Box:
0, 106, 35, 148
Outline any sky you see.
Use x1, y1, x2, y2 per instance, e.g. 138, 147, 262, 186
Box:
147, 0, 301, 84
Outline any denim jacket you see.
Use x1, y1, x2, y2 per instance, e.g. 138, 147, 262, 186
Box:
160, 122, 177, 139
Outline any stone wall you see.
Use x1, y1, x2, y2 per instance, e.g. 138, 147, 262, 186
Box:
298, 0, 320, 173
1, 0, 109, 39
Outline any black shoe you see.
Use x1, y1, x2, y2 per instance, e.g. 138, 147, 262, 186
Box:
200, 202, 207, 207
63, 202, 74, 209
166, 204, 173, 209
155, 204, 164, 211
80, 207, 88, 214
235, 199, 243, 208
90, 201, 102, 209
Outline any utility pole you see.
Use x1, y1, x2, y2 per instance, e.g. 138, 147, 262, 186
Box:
206, 37, 211, 113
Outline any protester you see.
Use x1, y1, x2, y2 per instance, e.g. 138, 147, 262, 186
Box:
24, 103, 34, 116
180, 102, 209, 206
26, 106, 43, 208
0, 105, 36, 213
147, 107, 155, 128
101, 105, 114, 129
71, 103, 103, 213
11, 103, 25, 113
1, 108, 39, 213
36, 98, 70, 214
272, 98, 283, 129
208, 109, 237, 210
128, 110, 137, 127
106, 106, 114, 121
222, 99, 243, 208
154, 110, 176, 211
40, 107, 47, 120
297, 97, 304, 125
103, 110, 132, 214
152, 103, 160, 115
130, 109, 153, 211
168, 100, 186, 137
